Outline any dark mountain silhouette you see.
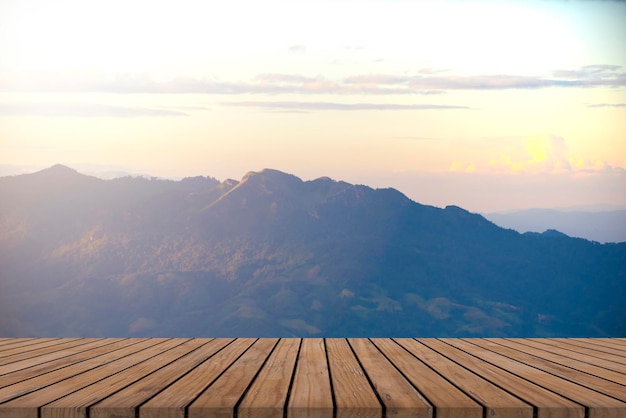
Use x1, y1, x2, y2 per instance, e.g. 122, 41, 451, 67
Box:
1, 165, 624, 337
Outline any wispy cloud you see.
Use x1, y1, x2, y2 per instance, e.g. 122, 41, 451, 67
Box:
417, 67, 449, 75
288, 45, 306, 54
255, 73, 319, 83
587, 103, 626, 108
552, 65, 622, 79
158, 105, 211, 111
0, 102, 188, 117
1, 65, 624, 95
220, 101, 471, 111
344, 46, 367, 51
344, 67, 626, 90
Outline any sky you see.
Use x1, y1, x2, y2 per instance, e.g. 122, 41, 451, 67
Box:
0, 0, 625, 212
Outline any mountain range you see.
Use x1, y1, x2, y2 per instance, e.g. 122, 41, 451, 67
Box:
1, 164, 624, 337
483, 208, 626, 244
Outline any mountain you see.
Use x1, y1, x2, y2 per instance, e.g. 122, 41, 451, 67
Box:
1, 165, 625, 337
483, 208, 626, 243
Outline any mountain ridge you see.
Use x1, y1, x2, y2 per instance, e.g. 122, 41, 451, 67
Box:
1, 165, 624, 337
484, 208, 626, 243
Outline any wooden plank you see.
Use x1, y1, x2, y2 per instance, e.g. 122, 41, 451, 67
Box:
41, 339, 205, 418
0, 338, 59, 353
325, 338, 381, 418
524, 339, 626, 373
139, 338, 255, 418
287, 338, 333, 418
571, 338, 626, 350
0, 337, 623, 418
534, 339, 626, 367
395, 339, 533, 418
238, 338, 301, 418
348, 338, 432, 418
0, 338, 96, 366
0, 338, 122, 377
0, 338, 67, 358
89, 338, 228, 418
0, 339, 177, 418
447, 339, 626, 418
0, 339, 133, 387
0, 339, 162, 403
420, 339, 583, 418
591, 338, 626, 348
474, 339, 626, 402
188, 338, 278, 418
0, 338, 36, 349
554, 339, 626, 359
371, 338, 482, 418
495, 339, 626, 386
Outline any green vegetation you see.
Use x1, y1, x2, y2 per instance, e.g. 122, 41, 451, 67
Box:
0, 165, 624, 337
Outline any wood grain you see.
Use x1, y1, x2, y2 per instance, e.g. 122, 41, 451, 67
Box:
0, 338, 60, 353
372, 338, 482, 418
287, 339, 333, 418
0, 338, 87, 366
0, 338, 155, 403
0, 338, 67, 359
395, 339, 533, 418
0, 338, 622, 418
419, 339, 584, 418
524, 338, 626, 372
326, 338, 381, 418
140, 338, 254, 418
238, 338, 300, 418
348, 338, 432, 418
473, 339, 626, 402
584, 338, 626, 349
90, 338, 224, 418
41, 339, 205, 418
449, 339, 626, 418
0, 339, 36, 349
493, 339, 626, 386
188, 338, 278, 418
0, 339, 173, 418
565, 339, 626, 357
531, 338, 626, 367
0, 338, 130, 387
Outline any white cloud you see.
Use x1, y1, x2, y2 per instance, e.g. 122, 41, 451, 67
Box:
221, 101, 471, 111
587, 103, 626, 108
287, 45, 306, 54
0, 102, 188, 117
2, 65, 624, 95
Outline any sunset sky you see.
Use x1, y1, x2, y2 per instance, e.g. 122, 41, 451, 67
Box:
1, 0, 625, 212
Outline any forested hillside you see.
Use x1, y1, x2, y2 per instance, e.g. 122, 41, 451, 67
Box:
1, 165, 624, 337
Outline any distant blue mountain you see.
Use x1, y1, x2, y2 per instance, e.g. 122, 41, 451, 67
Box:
1, 165, 624, 337
483, 208, 626, 243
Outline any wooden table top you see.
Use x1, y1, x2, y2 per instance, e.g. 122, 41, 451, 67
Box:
0, 338, 624, 418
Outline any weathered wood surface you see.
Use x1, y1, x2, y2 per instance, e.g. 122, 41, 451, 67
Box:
0, 338, 624, 418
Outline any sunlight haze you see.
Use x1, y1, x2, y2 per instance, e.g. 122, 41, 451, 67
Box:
1, 0, 625, 212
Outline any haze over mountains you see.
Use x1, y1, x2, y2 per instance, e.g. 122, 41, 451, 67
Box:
1, 165, 624, 338
483, 209, 626, 244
